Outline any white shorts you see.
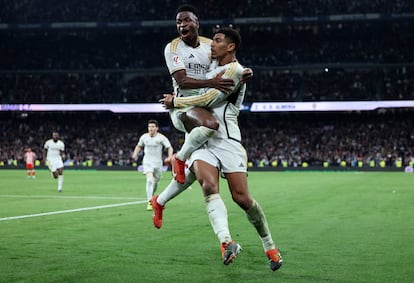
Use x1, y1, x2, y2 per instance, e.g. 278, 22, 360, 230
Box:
188, 138, 247, 174
142, 164, 162, 180
169, 107, 194, 133
47, 158, 64, 172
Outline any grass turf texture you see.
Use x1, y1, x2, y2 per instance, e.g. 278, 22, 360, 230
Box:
0, 169, 413, 283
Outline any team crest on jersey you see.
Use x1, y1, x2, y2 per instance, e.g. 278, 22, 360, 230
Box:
172, 55, 181, 66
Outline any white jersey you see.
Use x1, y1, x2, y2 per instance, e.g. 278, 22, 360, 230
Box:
172, 61, 246, 142
44, 139, 65, 161
164, 36, 212, 97
187, 61, 248, 173
138, 133, 171, 168
173, 61, 246, 109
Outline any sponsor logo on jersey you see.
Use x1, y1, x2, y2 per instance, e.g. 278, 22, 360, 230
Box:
172, 55, 181, 66
187, 63, 209, 75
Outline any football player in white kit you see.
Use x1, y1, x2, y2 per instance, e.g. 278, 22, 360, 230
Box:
43, 132, 65, 192
155, 28, 283, 271
132, 120, 173, 210
163, 4, 241, 184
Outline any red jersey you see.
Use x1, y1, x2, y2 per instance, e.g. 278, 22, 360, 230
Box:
25, 151, 36, 165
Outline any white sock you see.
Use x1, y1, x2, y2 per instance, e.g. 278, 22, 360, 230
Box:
58, 175, 63, 191
205, 193, 232, 244
146, 176, 154, 202
158, 169, 196, 206
153, 180, 159, 194
246, 199, 276, 251
176, 126, 216, 161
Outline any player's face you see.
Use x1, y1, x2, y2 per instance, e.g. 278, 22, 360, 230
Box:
176, 11, 199, 45
211, 33, 232, 60
52, 132, 59, 142
147, 123, 158, 136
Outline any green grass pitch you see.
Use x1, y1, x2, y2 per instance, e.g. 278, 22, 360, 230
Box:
0, 169, 413, 283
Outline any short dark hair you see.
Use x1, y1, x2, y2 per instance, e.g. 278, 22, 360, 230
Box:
214, 27, 241, 50
148, 119, 159, 127
176, 4, 199, 18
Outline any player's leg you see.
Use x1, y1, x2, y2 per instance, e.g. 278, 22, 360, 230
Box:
177, 107, 219, 160
48, 160, 59, 179
57, 167, 64, 192
31, 168, 36, 179
26, 164, 32, 178
225, 172, 283, 271
145, 172, 155, 201
191, 159, 240, 265
142, 163, 157, 210
156, 167, 195, 206
172, 107, 219, 183
151, 167, 196, 229
153, 168, 162, 194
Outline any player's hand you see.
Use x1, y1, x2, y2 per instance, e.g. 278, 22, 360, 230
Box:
241, 68, 253, 83
164, 156, 172, 165
159, 93, 175, 109
210, 70, 234, 93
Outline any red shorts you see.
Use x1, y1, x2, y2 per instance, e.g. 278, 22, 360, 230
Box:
26, 164, 34, 170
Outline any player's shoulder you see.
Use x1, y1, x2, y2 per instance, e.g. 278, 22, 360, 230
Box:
215, 61, 244, 76
165, 37, 183, 52
140, 133, 150, 139
199, 36, 212, 44
227, 61, 245, 77
232, 60, 245, 71
156, 132, 168, 139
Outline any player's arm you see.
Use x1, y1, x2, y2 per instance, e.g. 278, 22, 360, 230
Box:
43, 148, 47, 164
241, 67, 253, 83
165, 145, 174, 164
172, 69, 234, 93
60, 150, 66, 161
163, 64, 242, 108
132, 145, 142, 160
164, 45, 233, 93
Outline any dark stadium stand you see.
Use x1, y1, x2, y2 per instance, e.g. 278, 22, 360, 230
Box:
1, 0, 413, 22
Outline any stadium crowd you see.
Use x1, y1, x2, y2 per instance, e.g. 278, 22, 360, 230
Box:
1, 67, 413, 104
1, 21, 413, 70
1, 0, 413, 22
1, 20, 414, 103
1, 111, 413, 169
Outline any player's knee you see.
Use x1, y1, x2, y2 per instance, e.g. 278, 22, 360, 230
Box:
232, 194, 253, 211
200, 180, 218, 196
203, 118, 219, 130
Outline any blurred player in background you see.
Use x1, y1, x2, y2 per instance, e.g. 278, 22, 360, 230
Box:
24, 147, 37, 179
43, 132, 65, 192
132, 120, 173, 210
163, 4, 253, 184
154, 28, 283, 271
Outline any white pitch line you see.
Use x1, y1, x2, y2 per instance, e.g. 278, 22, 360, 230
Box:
0, 194, 145, 200
0, 200, 147, 222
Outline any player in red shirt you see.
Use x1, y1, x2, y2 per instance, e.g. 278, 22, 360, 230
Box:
24, 147, 37, 179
